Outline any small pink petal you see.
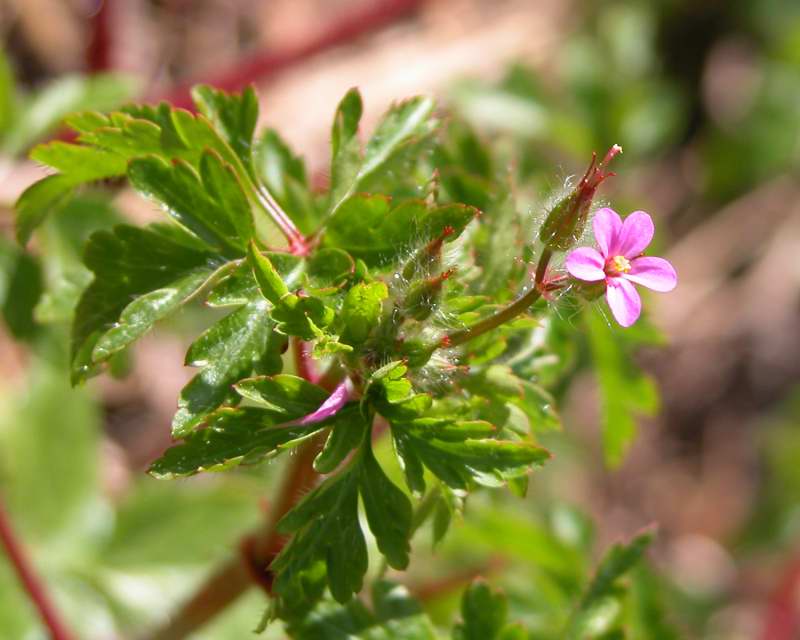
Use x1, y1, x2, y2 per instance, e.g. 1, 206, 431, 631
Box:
615, 211, 654, 258
606, 277, 641, 327
299, 381, 349, 425
592, 207, 622, 258
624, 256, 677, 292
565, 247, 606, 281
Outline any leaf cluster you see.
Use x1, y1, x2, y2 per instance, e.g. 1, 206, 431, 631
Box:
14, 81, 658, 628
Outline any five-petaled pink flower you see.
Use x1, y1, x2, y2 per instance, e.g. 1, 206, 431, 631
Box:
565, 208, 677, 327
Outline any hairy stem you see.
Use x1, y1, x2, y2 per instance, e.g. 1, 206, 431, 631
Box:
0, 497, 75, 640
445, 248, 553, 347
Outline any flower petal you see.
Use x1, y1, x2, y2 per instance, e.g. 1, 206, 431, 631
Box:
605, 277, 641, 327
298, 380, 349, 425
615, 210, 654, 258
565, 247, 606, 281
624, 256, 677, 292
592, 207, 622, 257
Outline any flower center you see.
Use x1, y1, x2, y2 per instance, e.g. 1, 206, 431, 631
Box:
607, 255, 631, 275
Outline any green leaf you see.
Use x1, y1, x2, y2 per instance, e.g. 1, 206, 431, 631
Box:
453, 580, 509, 640
585, 308, 660, 467
4, 72, 134, 155
272, 295, 335, 341
15, 174, 75, 245
369, 580, 438, 640
360, 96, 436, 190
92, 267, 215, 363
247, 242, 289, 303
30, 141, 128, 182
566, 530, 654, 639
359, 442, 413, 570
234, 374, 329, 416
275, 430, 413, 605
72, 224, 215, 383
207, 253, 303, 307
340, 281, 388, 345
314, 407, 369, 473
327, 93, 436, 216
304, 248, 354, 294
0, 236, 43, 340
274, 469, 367, 604
128, 151, 255, 255
329, 88, 363, 212
286, 580, 436, 640
172, 299, 278, 436
191, 84, 259, 171
255, 129, 318, 235
324, 195, 476, 267
149, 407, 319, 478
393, 425, 550, 491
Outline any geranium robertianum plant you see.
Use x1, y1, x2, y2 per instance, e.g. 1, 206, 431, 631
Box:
15, 85, 676, 635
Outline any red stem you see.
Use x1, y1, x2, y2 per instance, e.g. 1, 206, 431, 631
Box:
150, 0, 425, 110
87, 0, 113, 73
143, 439, 322, 640
0, 498, 75, 640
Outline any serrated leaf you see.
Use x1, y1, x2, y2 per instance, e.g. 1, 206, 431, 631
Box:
329, 88, 363, 212
393, 426, 550, 491
4, 72, 134, 155
272, 295, 335, 341
340, 280, 388, 345
149, 408, 319, 478
566, 530, 654, 639
359, 442, 413, 570
274, 469, 367, 604
360, 96, 436, 189
128, 151, 255, 254
92, 267, 215, 363
314, 407, 368, 473
234, 374, 329, 416
72, 224, 215, 383
286, 580, 436, 640
172, 299, 277, 436
327, 93, 435, 217
191, 84, 258, 171
30, 141, 128, 182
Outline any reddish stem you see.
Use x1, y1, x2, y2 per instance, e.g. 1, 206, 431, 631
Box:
0, 498, 75, 640
87, 0, 113, 73
143, 439, 322, 640
152, 0, 424, 110
293, 338, 318, 383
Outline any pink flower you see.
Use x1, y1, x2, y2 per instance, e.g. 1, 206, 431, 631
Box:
565, 208, 677, 327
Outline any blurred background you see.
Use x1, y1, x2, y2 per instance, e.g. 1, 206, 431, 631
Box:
1, 0, 800, 638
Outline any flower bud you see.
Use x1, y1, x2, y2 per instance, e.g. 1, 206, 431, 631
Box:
538, 145, 621, 252
402, 269, 455, 321
401, 225, 454, 281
